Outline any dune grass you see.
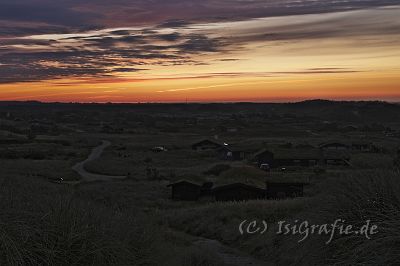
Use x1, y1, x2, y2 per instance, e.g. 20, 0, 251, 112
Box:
167, 199, 306, 245
0, 176, 226, 266
267, 170, 400, 265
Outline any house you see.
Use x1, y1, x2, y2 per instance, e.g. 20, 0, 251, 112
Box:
219, 145, 247, 161
219, 141, 262, 161
191, 139, 224, 151
319, 142, 350, 151
213, 183, 266, 201
167, 181, 201, 201
320, 141, 377, 153
266, 182, 307, 199
322, 149, 351, 166
274, 149, 322, 168
351, 142, 373, 152
199, 182, 214, 201
253, 149, 275, 166
253, 149, 322, 168
324, 158, 350, 166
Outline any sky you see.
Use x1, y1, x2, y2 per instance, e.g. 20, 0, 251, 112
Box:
0, 0, 400, 102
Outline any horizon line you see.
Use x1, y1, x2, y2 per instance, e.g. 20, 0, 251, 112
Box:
0, 99, 399, 105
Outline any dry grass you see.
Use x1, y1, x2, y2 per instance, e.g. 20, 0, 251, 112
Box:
0, 176, 224, 266
167, 199, 306, 245
268, 170, 400, 265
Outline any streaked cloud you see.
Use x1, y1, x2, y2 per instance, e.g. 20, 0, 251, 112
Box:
1, 4, 399, 84
1, 0, 399, 37
0, 0, 399, 102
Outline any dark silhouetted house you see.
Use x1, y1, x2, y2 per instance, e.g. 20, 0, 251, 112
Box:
320, 141, 377, 153
274, 149, 321, 168
386, 131, 400, 138
323, 150, 351, 166
201, 182, 214, 192
219, 145, 247, 161
351, 142, 373, 152
323, 157, 351, 166
319, 142, 350, 151
219, 141, 262, 161
266, 182, 307, 199
191, 139, 223, 151
253, 149, 322, 168
167, 181, 201, 201
253, 149, 274, 166
200, 182, 214, 200
213, 183, 265, 201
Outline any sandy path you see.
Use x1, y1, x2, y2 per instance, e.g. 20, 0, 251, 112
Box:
71, 140, 126, 182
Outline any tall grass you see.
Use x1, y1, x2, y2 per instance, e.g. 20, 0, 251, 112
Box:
167, 199, 306, 245
273, 170, 400, 265
0, 176, 224, 266
0, 180, 148, 265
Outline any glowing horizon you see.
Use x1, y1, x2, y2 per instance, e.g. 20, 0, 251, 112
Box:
0, 2, 399, 102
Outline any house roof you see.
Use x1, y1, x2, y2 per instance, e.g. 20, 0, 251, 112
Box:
274, 149, 322, 159
253, 147, 351, 160
351, 142, 372, 146
266, 182, 309, 186
319, 142, 350, 148
254, 148, 321, 160
219, 143, 258, 152
319, 140, 373, 147
167, 180, 201, 187
323, 150, 351, 160
253, 149, 274, 157
192, 139, 224, 147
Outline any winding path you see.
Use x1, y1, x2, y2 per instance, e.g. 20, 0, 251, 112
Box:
71, 140, 126, 182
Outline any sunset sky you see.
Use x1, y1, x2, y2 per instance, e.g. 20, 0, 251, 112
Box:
0, 0, 399, 102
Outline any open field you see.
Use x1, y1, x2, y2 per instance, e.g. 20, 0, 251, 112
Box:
1, 100, 400, 265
